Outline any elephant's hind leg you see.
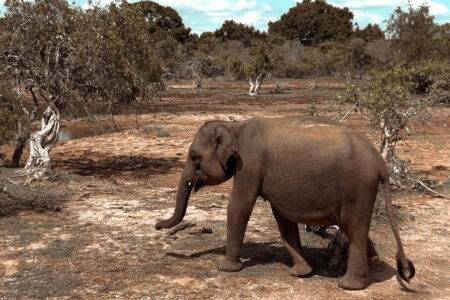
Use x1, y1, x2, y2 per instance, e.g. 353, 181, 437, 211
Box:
271, 206, 313, 277
338, 218, 370, 290
367, 238, 379, 265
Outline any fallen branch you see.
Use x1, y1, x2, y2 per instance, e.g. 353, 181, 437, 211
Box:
333, 104, 357, 122
414, 178, 448, 199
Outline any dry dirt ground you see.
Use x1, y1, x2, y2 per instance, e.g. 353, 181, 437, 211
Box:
1, 79, 449, 299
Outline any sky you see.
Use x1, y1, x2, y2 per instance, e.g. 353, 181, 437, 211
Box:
156, 0, 450, 33
1, 0, 449, 34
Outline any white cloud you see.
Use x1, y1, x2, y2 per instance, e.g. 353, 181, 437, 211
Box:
328, 0, 398, 9
300, 0, 450, 27
353, 10, 384, 25
329, 0, 450, 15
421, 1, 449, 16
236, 10, 264, 27
156, 0, 258, 13
155, 0, 272, 33
81, 0, 118, 10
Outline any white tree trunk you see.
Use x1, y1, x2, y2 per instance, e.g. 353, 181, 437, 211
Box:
193, 72, 203, 89
248, 73, 265, 96
24, 105, 60, 185
379, 118, 399, 162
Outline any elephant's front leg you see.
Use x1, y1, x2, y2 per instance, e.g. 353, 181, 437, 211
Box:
272, 206, 313, 277
217, 184, 257, 272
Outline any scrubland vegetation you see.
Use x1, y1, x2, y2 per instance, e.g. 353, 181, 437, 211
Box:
0, 0, 449, 298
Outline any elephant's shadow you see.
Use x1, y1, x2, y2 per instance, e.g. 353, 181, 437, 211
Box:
166, 241, 396, 284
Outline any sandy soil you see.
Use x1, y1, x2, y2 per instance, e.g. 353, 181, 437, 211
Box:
1, 78, 449, 299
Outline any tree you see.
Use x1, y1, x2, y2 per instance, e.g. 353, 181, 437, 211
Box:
132, 0, 192, 43
386, 5, 438, 63
229, 42, 283, 96
71, 2, 163, 108
338, 66, 431, 187
346, 38, 372, 79
353, 23, 384, 41
195, 32, 219, 54
268, 0, 353, 45
23, 105, 60, 184
0, 84, 22, 149
435, 23, 450, 60
0, 0, 163, 180
185, 56, 218, 89
0, 0, 75, 166
215, 20, 265, 46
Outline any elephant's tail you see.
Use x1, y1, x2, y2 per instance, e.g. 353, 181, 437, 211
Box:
381, 173, 416, 286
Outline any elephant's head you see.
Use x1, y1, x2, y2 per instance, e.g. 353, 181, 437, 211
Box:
155, 122, 241, 230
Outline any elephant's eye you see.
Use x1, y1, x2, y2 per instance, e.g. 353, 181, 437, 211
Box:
190, 152, 201, 161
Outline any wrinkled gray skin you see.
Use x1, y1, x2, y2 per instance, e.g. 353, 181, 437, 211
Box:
155, 116, 415, 290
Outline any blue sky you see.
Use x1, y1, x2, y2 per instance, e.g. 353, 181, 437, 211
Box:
1, 0, 449, 33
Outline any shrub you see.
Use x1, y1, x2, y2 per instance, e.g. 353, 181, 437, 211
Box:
408, 61, 450, 104
338, 65, 428, 162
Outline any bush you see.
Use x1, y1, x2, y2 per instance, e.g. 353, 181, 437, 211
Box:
408, 61, 450, 104
282, 61, 315, 78
228, 57, 246, 80
338, 65, 428, 161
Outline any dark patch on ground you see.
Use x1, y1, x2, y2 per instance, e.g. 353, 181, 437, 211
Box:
53, 154, 183, 178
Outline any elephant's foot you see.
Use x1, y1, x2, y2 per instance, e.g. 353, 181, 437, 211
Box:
368, 254, 380, 266
367, 239, 380, 266
289, 261, 313, 277
338, 273, 369, 290
217, 258, 243, 272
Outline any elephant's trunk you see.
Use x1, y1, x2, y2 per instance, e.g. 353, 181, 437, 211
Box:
155, 174, 193, 230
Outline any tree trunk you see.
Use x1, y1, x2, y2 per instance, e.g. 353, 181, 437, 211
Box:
191, 70, 203, 89
10, 119, 32, 167
23, 105, 60, 185
379, 118, 399, 162
11, 141, 26, 167
11, 85, 39, 167
248, 73, 265, 96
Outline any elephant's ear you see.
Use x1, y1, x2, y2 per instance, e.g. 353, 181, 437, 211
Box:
214, 125, 242, 175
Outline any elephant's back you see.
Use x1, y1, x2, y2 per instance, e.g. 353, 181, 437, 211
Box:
257, 118, 382, 221
242, 116, 384, 181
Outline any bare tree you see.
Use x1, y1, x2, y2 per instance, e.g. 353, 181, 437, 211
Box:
186, 57, 212, 89
229, 42, 281, 96
23, 105, 60, 185
248, 73, 266, 96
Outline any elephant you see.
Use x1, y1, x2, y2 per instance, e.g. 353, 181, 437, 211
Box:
155, 116, 415, 290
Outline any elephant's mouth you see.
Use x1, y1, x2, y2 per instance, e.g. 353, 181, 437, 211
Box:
191, 172, 206, 192
192, 178, 204, 192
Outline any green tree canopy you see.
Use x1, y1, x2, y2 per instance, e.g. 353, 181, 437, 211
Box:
268, 0, 353, 45
0, 0, 162, 114
386, 5, 439, 62
131, 0, 192, 43
215, 20, 266, 46
354, 23, 384, 41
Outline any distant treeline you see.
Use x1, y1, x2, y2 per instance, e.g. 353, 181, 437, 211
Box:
1, 0, 449, 103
